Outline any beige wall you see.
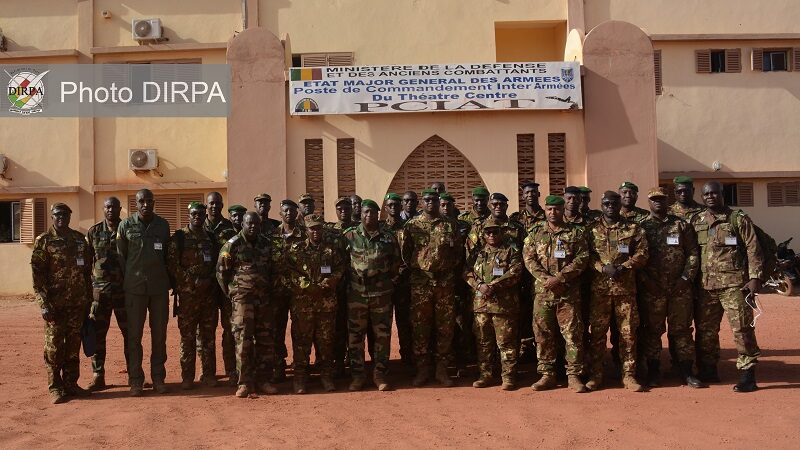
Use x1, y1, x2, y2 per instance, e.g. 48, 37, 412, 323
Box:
495, 22, 568, 62
0, 0, 77, 51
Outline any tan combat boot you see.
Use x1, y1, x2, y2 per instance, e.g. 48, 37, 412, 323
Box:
435, 362, 454, 387
50, 389, 67, 404
257, 381, 279, 395
501, 377, 516, 391
568, 375, 588, 393
472, 368, 492, 388
235, 384, 250, 398
531, 374, 557, 391
623, 374, 645, 392
585, 373, 603, 391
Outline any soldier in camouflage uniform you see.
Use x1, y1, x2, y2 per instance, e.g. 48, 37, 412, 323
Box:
229, 204, 246, 233
285, 215, 345, 393
564, 186, 594, 227
298, 193, 315, 220
204, 192, 237, 385
692, 181, 763, 392
524, 196, 589, 393
31, 203, 93, 404
638, 187, 705, 389
168, 202, 219, 389
217, 212, 279, 398
85, 196, 129, 391
381, 193, 413, 367
254, 193, 280, 236
328, 196, 357, 377
350, 194, 363, 225
619, 182, 650, 224
579, 186, 603, 222
400, 189, 461, 387
510, 182, 545, 231
586, 191, 648, 392
344, 200, 400, 391
458, 186, 491, 226
670, 176, 705, 221
464, 218, 523, 390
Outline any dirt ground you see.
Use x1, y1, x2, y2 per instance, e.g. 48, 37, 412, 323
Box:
0, 294, 798, 449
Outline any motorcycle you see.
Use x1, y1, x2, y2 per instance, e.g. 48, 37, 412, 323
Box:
765, 237, 800, 296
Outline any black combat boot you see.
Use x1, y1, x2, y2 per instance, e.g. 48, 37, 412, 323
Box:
646, 360, 661, 387
697, 364, 720, 383
733, 367, 758, 393
678, 361, 707, 388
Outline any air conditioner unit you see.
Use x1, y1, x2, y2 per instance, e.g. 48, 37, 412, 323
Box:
129, 149, 158, 171
132, 18, 162, 41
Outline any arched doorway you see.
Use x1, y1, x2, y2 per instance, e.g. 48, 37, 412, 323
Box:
387, 135, 486, 211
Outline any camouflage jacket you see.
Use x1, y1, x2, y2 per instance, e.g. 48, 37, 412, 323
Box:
639, 214, 700, 293
217, 230, 275, 298
588, 218, 649, 295
86, 219, 124, 293
400, 214, 461, 284
259, 217, 280, 238
286, 237, 345, 310
204, 216, 236, 248
31, 227, 92, 310
466, 216, 526, 263
167, 227, 218, 295
510, 207, 545, 232
344, 224, 400, 297
523, 223, 589, 301
582, 209, 603, 221
669, 201, 705, 222
271, 223, 307, 291
464, 243, 523, 314
691, 208, 763, 290
458, 208, 489, 224
379, 216, 406, 236
621, 206, 650, 224
564, 211, 596, 228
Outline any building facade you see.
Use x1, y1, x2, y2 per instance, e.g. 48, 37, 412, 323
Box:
0, 0, 798, 294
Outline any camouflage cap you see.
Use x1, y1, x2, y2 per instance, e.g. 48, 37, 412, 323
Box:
228, 204, 247, 213
280, 199, 298, 208
673, 175, 694, 185
564, 186, 582, 195
51, 202, 72, 213
421, 188, 439, 197
439, 192, 455, 202
335, 196, 350, 206
647, 187, 668, 199
361, 199, 380, 210
578, 186, 592, 193
619, 181, 639, 192
471, 186, 490, 198
298, 193, 314, 203
187, 201, 206, 211
304, 214, 325, 228
385, 192, 402, 201
254, 193, 272, 202
490, 192, 509, 202
544, 195, 565, 206
482, 217, 504, 230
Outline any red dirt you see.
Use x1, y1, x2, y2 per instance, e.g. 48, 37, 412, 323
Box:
0, 294, 798, 449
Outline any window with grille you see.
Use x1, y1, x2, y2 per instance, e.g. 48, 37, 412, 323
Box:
19, 197, 47, 244
0, 201, 25, 243
292, 52, 354, 67
102, 59, 202, 104
722, 182, 753, 207
654, 50, 663, 95
516, 133, 536, 206
305, 139, 324, 215
696, 49, 741, 73
767, 182, 800, 207
547, 133, 567, 196
337, 138, 356, 198
127, 192, 204, 232
752, 48, 800, 72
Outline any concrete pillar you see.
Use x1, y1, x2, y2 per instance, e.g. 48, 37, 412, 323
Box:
226, 27, 286, 208
583, 20, 658, 195
77, 0, 94, 232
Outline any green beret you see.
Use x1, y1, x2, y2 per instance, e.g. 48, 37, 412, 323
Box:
673, 175, 694, 185
471, 186, 490, 198
187, 201, 206, 211
619, 181, 639, 192
361, 199, 379, 210
544, 195, 565, 206
578, 186, 592, 193
421, 188, 439, 197
228, 204, 246, 213
51, 202, 72, 213
439, 192, 455, 202
384, 192, 402, 201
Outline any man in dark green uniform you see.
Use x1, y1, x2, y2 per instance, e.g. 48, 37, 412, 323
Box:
381, 193, 413, 367
254, 193, 280, 236
228, 204, 247, 233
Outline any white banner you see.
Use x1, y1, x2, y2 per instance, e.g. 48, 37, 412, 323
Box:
289, 62, 582, 115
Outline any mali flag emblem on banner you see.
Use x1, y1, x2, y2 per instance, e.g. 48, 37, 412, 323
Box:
290, 68, 323, 81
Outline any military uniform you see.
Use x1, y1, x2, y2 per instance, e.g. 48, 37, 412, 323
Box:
621, 206, 650, 224
510, 207, 545, 232
587, 217, 648, 386
565, 211, 596, 227
205, 216, 237, 379
464, 223, 523, 387
32, 224, 92, 400
86, 219, 129, 383
326, 217, 357, 374
217, 230, 277, 392
381, 213, 413, 365
271, 222, 307, 379
168, 226, 218, 385
692, 209, 763, 372
669, 202, 705, 222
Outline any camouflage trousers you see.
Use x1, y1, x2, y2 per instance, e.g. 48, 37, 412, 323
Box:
231, 292, 275, 386
533, 296, 585, 376
44, 305, 84, 394
291, 300, 336, 379
696, 287, 760, 370
272, 291, 291, 369
639, 288, 695, 362
518, 275, 535, 357
453, 281, 476, 366
91, 289, 129, 376
588, 293, 639, 377
410, 281, 456, 366
334, 283, 349, 369
177, 292, 217, 382
392, 282, 414, 364
207, 290, 235, 375
348, 291, 393, 376
473, 312, 518, 380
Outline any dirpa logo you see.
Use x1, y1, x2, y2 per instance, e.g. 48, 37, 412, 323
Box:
6, 69, 49, 115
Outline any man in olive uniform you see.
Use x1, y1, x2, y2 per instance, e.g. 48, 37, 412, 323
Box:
564, 186, 593, 227
217, 212, 279, 398
586, 191, 648, 392
285, 215, 345, 393
86, 196, 129, 391
298, 193, 315, 219
169, 202, 219, 389
344, 200, 400, 391
670, 176, 705, 221
458, 186, 491, 226
524, 196, 589, 393
578, 186, 602, 221
619, 182, 650, 224
639, 187, 705, 388
692, 181, 763, 392
510, 182, 545, 231
400, 191, 419, 221
204, 192, 237, 384
400, 189, 461, 387
228, 204, 247, 233
328, 196, 357, 377
464, 218, 523, 390
254, 193, 280, 236
117, 189, 172, 396
382, 193, 413, 366
31, 203, 93, 404
350, 194, 363, 225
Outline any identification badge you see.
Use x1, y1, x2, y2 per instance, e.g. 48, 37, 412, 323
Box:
321, 265, 332, 274
76, 257, 85, 266
667, 234, 680, 246
618, 243, 630, 254
492, 267, 504, 276
154, 242, 163, 250
554, 249, 566, 259
725, 236, 738, 246
203, 252, 212, 262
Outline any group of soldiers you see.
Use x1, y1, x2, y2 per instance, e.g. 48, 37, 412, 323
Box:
32, 175, 764, 403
